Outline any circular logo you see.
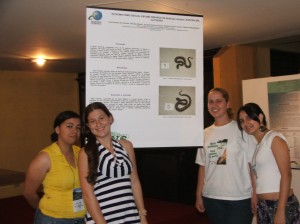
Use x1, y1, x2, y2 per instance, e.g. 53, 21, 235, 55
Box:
89, 11, 102, 20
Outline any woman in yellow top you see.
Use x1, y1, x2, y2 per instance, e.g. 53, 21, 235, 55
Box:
23, 111, 86, 224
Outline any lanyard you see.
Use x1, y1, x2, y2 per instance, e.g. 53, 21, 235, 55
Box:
61, 147, 77, 188
251, 131, 272, 178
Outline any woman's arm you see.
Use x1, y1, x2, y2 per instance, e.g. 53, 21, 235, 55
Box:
120, 140, 148, 224
195, 165, 205, 212
249, 163, 257, 214
271, 136, 292, 223
78, 148, 107, 224
23, 151, 50, 209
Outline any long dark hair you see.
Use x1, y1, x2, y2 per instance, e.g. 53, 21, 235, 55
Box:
208, 87, 234, 119
50, 111, 80, 142
83, 102, 113, 185
237, 102, 267, 131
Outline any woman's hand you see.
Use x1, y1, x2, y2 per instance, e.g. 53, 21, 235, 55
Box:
140, 215, 148, 224
274, 208, 286, 224
195, 165, 205, 213
251, 194, 257, 214
195, 195, 205, 213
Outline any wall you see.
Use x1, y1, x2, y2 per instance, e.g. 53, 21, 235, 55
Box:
213, 45, 270, 115
0, 71, 80, 172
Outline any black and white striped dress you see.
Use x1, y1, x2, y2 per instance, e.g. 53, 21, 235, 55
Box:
85, 140, 140, 224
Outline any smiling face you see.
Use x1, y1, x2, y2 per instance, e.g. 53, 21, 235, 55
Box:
207, 90, 230, 121
238, 110, 261, 137
87, 109, 113, 139
55, 118, 81, 145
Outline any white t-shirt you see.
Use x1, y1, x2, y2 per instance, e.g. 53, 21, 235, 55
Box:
253, 130, 288, 194
195, 120, 256, 200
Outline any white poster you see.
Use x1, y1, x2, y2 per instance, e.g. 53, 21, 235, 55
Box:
268, 79, 300, 167
242, 74, 300, 169
86, 7, 203, 148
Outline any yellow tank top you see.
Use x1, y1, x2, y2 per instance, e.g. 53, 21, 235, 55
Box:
39, 143, 86, 218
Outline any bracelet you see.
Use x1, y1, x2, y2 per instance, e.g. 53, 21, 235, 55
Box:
138, 209, 147, 217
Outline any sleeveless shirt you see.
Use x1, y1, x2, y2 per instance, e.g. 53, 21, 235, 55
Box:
85, 140, 140, 224
253, 131, 289, 194
39, 143, 86, 218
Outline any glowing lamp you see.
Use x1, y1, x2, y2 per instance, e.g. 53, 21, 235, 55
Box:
32, 58, 46, 66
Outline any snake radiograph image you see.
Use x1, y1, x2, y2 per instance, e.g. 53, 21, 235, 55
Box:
159, 86, 195, 115
160, 48, 196, 78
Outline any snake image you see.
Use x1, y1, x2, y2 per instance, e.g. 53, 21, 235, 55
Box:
175, 90, 192, 112
174, 56, 193, 69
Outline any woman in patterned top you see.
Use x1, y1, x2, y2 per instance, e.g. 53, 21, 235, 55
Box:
78, 102, 148, 224
237, 102, 300, 224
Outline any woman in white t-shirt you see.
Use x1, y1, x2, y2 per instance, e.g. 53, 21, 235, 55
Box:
237, 102, 300, 224
195, 88, 256, 224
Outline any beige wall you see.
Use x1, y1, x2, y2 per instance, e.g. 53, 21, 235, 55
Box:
0, 71, 80, 172
213, 45, 270, 116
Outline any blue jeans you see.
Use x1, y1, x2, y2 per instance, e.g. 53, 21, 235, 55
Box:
34, 210, 85, 224
203, 196, 253, 224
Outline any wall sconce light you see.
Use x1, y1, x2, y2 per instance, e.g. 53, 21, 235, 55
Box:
32, 58, 47, 66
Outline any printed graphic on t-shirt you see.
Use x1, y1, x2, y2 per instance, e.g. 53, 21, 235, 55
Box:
207, 139, 228, 165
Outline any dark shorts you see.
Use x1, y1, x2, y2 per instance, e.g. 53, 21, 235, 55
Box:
203, 197, 253, 224
257, 194, 300, 224
34, 209, 85, 224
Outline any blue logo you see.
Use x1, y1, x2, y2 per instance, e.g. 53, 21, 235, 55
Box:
89, 11, 102, 20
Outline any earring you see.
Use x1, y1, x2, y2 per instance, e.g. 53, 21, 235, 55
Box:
259, 125, 266, 132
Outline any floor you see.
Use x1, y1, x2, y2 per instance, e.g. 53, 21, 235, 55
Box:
0, 196, 210, 224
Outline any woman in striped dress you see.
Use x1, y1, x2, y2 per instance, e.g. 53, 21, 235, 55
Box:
78, 102, 148, 224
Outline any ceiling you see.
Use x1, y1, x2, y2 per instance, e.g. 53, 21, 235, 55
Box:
1, 0, 300, 73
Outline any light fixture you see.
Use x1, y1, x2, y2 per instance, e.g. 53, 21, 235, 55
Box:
32, 58, 47, 66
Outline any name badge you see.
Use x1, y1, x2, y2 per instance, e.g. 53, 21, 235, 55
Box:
73, 188, 84, 212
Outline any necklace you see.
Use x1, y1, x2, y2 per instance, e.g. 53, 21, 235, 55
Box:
251, 131, 272, 178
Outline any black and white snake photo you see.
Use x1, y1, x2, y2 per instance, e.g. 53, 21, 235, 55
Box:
174, 56, 193, 69
175, 89, 192, 112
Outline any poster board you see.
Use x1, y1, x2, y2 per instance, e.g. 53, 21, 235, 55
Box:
242, 74, 300, 169
86, 7, 204, 148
